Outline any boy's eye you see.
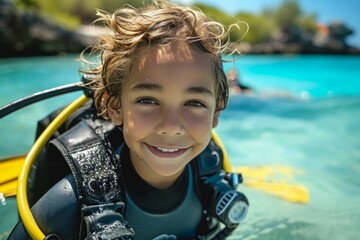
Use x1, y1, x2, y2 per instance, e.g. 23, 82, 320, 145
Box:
185, 100, 207, 108
137, 98, 158, 105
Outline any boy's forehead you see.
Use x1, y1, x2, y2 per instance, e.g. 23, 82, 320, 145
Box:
136, 41, 213, 71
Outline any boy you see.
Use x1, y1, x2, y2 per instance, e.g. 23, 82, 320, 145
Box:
8, 1, 247, 239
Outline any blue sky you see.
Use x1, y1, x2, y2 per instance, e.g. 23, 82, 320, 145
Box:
173, 0, 360, 48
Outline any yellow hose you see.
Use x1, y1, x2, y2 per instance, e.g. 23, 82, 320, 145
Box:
17, 95, 88, 240
211, 130, 232, 172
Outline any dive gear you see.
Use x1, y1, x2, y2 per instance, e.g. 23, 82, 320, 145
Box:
192, 140, 249, 239
49, 118, 135, 239
204, 172, 248, 227
0, 83, 82, 119
5, 80, 248, 239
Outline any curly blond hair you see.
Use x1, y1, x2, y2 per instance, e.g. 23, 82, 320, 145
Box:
79, 0, 240, 117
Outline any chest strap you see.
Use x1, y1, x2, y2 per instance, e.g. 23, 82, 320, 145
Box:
50, 119, 135, 239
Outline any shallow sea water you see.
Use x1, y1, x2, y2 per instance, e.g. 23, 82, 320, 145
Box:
0, 55, 359, 239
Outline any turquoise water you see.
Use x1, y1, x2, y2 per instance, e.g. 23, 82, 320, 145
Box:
1, 55, 360, 239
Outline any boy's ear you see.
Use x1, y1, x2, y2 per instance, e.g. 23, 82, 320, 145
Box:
212, 110, 220, 128
212, 101, 224, 128
106, 95, 123, 126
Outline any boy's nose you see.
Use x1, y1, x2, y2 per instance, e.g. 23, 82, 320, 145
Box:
157, 108, 185, 136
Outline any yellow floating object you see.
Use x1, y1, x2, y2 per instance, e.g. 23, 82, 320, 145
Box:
0, 155, 25, 197
212, 132, 309, 204
0, 155, 25, 184
0, 179, 17, 197
234, 166, 310, 204
244, 180, 309, 204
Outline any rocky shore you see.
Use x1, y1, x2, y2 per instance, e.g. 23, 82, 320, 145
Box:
0, 0, 94, 57
235, 21, 360, 55
1, 0, 359, 58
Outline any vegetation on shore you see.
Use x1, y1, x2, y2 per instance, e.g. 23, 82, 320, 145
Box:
1, 0, 358, 57
14, 0, 317, 44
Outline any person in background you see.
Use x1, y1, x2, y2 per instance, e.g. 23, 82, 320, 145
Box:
226, 69, 294, 99
226, 69, 253, 95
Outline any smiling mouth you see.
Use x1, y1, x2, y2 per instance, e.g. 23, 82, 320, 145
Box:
156, 147, 180, 153
146, 144, 188, 158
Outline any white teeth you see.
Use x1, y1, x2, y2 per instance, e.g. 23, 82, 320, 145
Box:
156, 147, 179, 153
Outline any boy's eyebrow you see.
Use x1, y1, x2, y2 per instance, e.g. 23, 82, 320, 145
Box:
187, 86, 214, 97
131, 82, 214, 96
131, 83, 162, 92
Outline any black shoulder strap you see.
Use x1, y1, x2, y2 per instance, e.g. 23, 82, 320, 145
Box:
28, 99, 97, 207
51, 119, 122, 205
49, 119, 135, 239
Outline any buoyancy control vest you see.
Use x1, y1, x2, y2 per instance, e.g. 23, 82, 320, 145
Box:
27, 100, 246, 239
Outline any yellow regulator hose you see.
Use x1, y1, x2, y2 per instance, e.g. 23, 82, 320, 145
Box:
17, 95, 88, 240
211, 130, 232, 173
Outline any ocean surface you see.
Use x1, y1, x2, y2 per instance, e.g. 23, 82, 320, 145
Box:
0, 55, 359, 239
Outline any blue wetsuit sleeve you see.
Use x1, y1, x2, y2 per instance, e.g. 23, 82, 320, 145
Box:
7, 174, 80, 240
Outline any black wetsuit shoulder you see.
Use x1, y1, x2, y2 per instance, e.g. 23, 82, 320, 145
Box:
8, 174, 80, 240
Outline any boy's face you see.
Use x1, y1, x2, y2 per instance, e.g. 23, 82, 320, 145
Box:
109, 41, 219, 188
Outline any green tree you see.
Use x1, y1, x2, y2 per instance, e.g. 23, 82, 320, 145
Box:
298, 13, 318, 34
13, 0, 318, 45
236, 12, 274, 43
193, 4, 251, 43
14, 0, 39, 9
273, 0, 302, 30
14, 0, 151, 29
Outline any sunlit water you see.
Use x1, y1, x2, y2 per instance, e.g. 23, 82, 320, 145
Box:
0, 55, 359, 240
